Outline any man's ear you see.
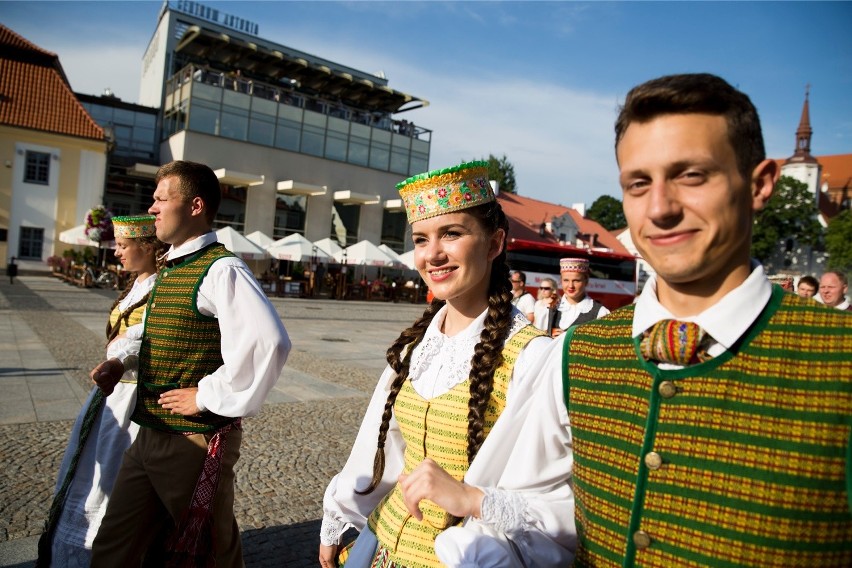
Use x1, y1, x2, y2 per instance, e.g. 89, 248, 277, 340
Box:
189, 196, 206, 219
751, 159, 779, 212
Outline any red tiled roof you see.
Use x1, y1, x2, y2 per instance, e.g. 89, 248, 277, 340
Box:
495, 192, 630, 256
0, 25, 104, 141
774, 153, 852, 221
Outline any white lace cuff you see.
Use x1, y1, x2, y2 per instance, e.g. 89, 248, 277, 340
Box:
320, 514, 346, 546
478, 487, 529, 535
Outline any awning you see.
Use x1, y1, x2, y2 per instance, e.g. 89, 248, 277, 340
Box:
384, 199, 405, 212
333, 190, 380, 205
214, 168, 265, 187
128, 163, 159, 178
276, 180, 327, 197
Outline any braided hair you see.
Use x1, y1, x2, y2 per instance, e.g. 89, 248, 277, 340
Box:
105, 236, 167, 344
357, 200, 513, 494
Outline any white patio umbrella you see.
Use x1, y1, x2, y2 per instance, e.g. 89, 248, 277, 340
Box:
215, 227, 267, 260
333, 240, 394, 266
58, 224, 113, 247
313, 237, 343, 257
245, 230, 275, 249
378, 244, 405, 268
266, 233, 330, 262
397, 249, 417, 270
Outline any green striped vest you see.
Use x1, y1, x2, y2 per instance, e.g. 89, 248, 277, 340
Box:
367, 325, 544, 568
132, 243, 236, 433
564, 287, 852, 567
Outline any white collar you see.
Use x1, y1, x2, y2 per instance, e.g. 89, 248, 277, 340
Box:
164, 232, 217, 262
558, 295, 593, 313
408, 304, 530, 389
632, 263, 772, 350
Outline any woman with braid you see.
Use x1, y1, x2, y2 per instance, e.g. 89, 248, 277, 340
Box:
319, 161, 576, 568
38, 215, 166, 567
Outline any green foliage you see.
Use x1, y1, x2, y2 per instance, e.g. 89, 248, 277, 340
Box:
825, 209, 852, 272
751, 176, 822, 263
480, 154, 517, 194
587, 195, 626, 231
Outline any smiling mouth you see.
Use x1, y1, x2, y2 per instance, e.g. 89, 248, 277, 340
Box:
428, 267, 456, 278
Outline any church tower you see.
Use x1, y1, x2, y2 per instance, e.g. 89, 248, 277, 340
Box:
781, 87, 822, 205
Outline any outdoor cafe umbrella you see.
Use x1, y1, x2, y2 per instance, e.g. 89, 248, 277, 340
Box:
245, 230, 275, 249
215, 226, 267, 260
312, 237, 343, 257
377, 244, 406, 268
266, 233, 330, 262
397, 249, 417, 270
59, 224, 111, 247
332, 240, 394, 267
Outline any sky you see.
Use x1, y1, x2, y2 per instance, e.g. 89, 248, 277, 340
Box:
2, 1, 851, 207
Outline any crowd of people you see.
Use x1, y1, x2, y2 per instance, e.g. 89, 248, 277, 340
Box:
35, 72, 850, 568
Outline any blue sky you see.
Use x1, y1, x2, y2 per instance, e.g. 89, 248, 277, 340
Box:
2, 1, 850, 207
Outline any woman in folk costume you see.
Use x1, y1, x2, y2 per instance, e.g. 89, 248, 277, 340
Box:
38, 215, 166, 567
319, 161, 576, 568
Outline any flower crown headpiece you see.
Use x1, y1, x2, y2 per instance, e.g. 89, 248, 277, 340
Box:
112, 215, 156, 239
397, 160, 495, 224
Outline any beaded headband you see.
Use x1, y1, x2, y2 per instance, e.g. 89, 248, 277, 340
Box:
397, 160, 495, 224
560, 257, 589, 273
112, 215, 156, 239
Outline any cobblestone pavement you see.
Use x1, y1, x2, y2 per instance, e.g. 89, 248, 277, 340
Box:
0, 275, 427, 567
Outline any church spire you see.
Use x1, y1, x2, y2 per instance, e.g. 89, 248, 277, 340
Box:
786, 85, 817, 164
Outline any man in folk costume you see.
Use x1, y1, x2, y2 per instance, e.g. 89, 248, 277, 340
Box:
91, 160, 291, 566
551, 257, 609, 336
529, 73, 852, 566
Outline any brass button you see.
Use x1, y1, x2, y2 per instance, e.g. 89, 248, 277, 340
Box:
645, 452, 663, 470
150, 302, 155, 309
633, 530, 652, 549
659, 381, 677, 398
163, 271, 169, 278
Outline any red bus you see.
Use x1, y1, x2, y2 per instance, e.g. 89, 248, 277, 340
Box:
506, 238, 637, 310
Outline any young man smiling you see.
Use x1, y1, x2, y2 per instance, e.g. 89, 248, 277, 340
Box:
531, 73, 852, 566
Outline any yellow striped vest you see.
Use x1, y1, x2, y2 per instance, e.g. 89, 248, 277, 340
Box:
132, 243, 236, 433
109, 302, 146, 384
367, 324, 544, 568
565, 288, 852, 567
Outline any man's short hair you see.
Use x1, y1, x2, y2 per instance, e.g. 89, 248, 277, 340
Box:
798, 275, 819, 289
823, 271, 848, 287
512, 271, 526, 285
155, 161, 222, 223
615, 73, 766, 180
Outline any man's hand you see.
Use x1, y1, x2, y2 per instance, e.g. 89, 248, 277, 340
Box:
159, 387, 200, 416
91, 358, 125, 396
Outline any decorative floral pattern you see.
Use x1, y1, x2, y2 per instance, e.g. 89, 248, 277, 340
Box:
112, 215, 156, 239
84, 205, 114, 243
397, 161, 495, 224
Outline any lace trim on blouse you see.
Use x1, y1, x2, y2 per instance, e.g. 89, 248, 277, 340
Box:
320, 514, 346, 546
407, 310, 530, 390
479, 487, 530, 534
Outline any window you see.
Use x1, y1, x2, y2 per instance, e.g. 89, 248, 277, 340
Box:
24, 151, 50, 185
18, 227, 44, 259
274, 195, 307, 238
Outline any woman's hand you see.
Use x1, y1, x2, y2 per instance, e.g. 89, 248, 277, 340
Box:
319, 543, 338, 568
398, 458, 484, 521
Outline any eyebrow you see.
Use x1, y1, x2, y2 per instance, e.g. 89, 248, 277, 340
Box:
411, 223, 468, 237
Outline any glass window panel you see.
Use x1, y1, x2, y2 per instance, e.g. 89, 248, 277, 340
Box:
328, 116, 349, 133
371, 128, 390, 143
301, 124, 324, 157
351, 122, 371, 139
188, 104, 219, 135
278, 104, 303, 122
347, 140, 369, 167
192, 82, 222, 103
325, 131, 347, 162
18, 226, 44, 259
248, 117, 275, 146
409, 153, 428, 176
370, 141, 390, 171
303, 109, 327, 128
275, 119, 301, 151
251, 96, 277, 117
220, 111, 248, 141
113, 108, 135, 125
222, 90, 251, 109
24, 151, 50, 184
136, 113, 157, 128
392, 132, 411, 150
274, 194, 307, 237
390, 148, 410, 175
381, 210, 407, 253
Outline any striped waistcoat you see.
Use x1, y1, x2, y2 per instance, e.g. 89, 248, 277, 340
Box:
109, 302, 146, 384
564, 287, 852, 567
132, 243, 235, 433
367, 325, 544, 568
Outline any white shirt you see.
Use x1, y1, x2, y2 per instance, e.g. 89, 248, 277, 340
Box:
321, 305, 575, 567
157, 232, 291, 417
512, 292, 535, 319
556, 295, 610, 329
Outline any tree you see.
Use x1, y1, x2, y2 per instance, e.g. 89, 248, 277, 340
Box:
751, 175, 823, 266
587, 195, 626, 231
825, 209, 852, 273
482, 154, 517, 194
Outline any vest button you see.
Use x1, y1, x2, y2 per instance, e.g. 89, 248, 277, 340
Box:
633, 530, 652, 549
150, 302, 155, 308
644, 452, 663, 470
163, 271, 169, 278
659, 381, 677, 398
